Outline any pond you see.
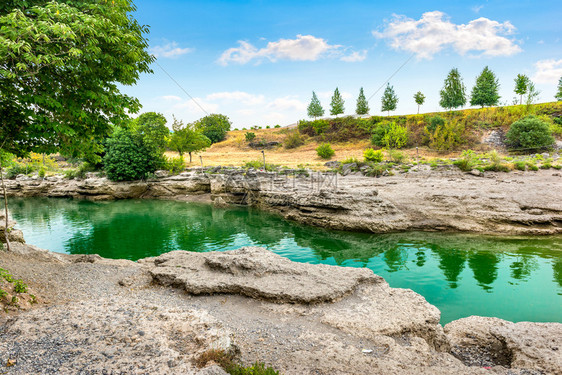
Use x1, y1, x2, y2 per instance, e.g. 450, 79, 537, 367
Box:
10, 197, 562, 325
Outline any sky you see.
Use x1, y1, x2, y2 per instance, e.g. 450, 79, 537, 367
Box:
122, 0, 562, 129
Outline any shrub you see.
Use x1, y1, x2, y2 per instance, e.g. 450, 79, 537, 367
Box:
284, 131, 305, 149
365, 163, 385, 177
266, 125, 270, 129
454, 150, 477, 171
103, 127, 161, 181
165, 157, 184, 174
426, 116, 446, 134
482, 150, 511, 172
38, 167, 46, 178
64, 162, 96, 180
316, 143, 335, 159
371, 122, 408, 149
506, 115, 555, 151
426, 120, 466, 151
244, 160, 277, 172
5, 163, 28, 179
14, 280, 28, 294
388, 149, 406, 163
363, 148, 383, 163
513, 160, 526, 171
274, 124, 281, 128
341, 157, 360, 165
195, 114, 232, 144
245, 132, 256, 142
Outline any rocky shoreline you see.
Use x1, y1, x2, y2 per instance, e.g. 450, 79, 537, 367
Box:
0, 243, 560, 374
3, 166, 562, 235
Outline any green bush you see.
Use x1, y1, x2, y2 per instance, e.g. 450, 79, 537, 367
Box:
363, 148, 383, 163
316, 143, 335, 159
426, 116, 445, 134
165, 157, 184, 174
14, 280, 28, 294
245, 132, 256, 142
454, 150, 477, 171
64, 162, 96, 180
274, 124, 281, 128
5, 163, 28, 179
244, 160, 277, 171
513, 160, 526, 171
371, 122, 408, 149
195, 114, 232, 144
103, 127, 161, 181
226, 362, 280, 375
506, 115, 555, 151
482, 150, 511, 172
388, 149, 406, 163
284, 131, 305, 149
426, 120, 466, 151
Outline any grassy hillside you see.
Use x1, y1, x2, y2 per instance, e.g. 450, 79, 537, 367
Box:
183, 102, 562, 169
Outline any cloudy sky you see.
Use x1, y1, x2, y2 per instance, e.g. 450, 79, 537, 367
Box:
122, 0, 562, 129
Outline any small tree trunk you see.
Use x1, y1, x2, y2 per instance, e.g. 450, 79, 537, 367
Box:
417, 105, 420, 114
520, 95, 523, 105
189, 152, 192, 163
0, 160, 11, 252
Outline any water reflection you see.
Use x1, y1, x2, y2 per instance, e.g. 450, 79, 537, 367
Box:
10, 197, 562, 324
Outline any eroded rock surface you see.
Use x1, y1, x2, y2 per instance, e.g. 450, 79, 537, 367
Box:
4, 168, 562, 235
145, 247, 380, 303
445, 316, 562, 375
0, 297, 235, 375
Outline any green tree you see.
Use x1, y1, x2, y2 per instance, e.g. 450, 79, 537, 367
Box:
381, 84, 398, 115
470, 66, 500, 108
414, 91, 425, 114
169, 117, 211, 163
439, 68, 466, 110
132, 112, 169, 154
355, 87, 370, 115
0, 0, 153, 250
307, 91, 324, 119
506, 115, 554, 150
103, 127, 161, 181
556, 77, 562, 101
330, 87, 345, 116
195, 114, 232, 144
514, 74, 530, 105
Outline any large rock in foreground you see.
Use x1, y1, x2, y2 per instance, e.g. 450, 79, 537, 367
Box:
445, 316, 562, 375
144, 247, 380, 303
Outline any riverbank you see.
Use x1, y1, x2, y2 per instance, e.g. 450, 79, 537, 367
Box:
1, 243, 560, 374
3, 167, 562, 235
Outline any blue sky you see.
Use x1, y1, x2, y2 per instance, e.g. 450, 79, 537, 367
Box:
122, 0, 562, 129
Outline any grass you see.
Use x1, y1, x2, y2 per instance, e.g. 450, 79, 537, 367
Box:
194, 349, 280, 375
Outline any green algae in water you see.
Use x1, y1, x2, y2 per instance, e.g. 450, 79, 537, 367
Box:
10, 197, 562, 325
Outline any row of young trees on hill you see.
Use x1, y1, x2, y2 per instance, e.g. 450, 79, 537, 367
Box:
307, 67, 562, 119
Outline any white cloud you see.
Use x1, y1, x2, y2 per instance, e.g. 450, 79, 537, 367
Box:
173, 97, 219, 114
206, 91, 265, 106
267, 96, 307, 112
340, 50, 368, 62
373, 11, 522, 59
472, 5, 484, 13
218, 35, 364, 65
150, 42, 193, 58
532, 59, 562, 84
237, 109, 256, 116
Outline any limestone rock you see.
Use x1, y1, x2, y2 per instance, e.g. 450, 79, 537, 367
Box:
0, 297, 235, 375
146, 247, 380, 304
445, 316, 562, 374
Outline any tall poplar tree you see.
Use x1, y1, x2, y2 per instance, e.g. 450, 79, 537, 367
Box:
355, 87, 370, 115
330, 88, 345, 116
381, 84, 398, 116
307, 91, 324, 119
470, 66, 500, 108
439, 68, 466, 110
514, 74, 530, 105
414, 91, 425, 114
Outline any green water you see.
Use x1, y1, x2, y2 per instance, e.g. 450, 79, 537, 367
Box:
10, 197, 562, 325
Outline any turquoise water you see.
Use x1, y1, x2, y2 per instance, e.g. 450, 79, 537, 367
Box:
10, 197, 562, 324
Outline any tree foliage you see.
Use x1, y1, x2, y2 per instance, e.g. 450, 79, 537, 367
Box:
195, 114, 231, 144
103, 127, 160, 181
381, 84, 398, 115
330, 88, 345, 116
169, 117, 211, 162
514, 74, 530, 105
439, 68, 466, 110
355, 87, 370, 115
0, 0, 153, 159
556, 77, 562, 101
414, 91, 425, 114
307, 91, 324, 119
506, 116, 555, 150
470, 66, 500, 108
132, 112, 169, 153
